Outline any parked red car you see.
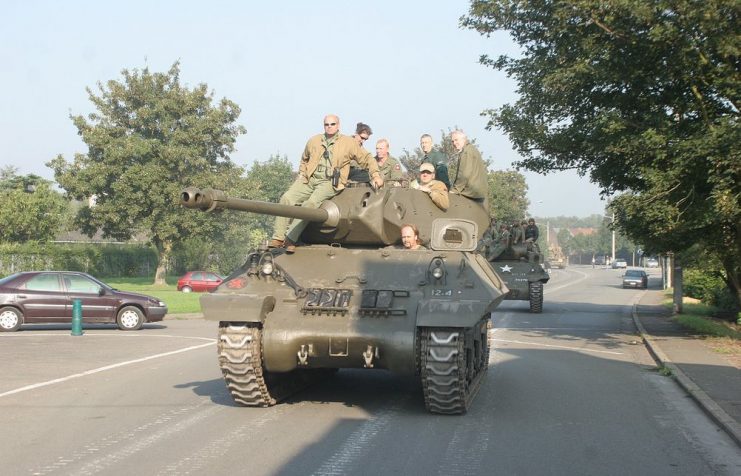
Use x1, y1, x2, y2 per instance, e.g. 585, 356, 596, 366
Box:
0, 271, 167, 332
177, 271, 223, 293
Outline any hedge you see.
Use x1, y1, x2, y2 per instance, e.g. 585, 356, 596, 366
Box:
0, 242, 158, 278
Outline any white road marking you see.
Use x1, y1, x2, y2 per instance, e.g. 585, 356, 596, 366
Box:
0, 333, 214, 342
0, 341, 216, 399
490, 338, 624, 355
543, 268, 589, 295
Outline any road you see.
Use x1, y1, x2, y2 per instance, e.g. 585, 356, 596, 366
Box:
1, 266, 739, 475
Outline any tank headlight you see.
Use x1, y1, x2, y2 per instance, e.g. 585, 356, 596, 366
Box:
432, 267, 444, 279
261, 262, 274, 275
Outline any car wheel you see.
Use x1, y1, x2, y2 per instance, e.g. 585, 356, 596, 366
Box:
0, 307, 23, 332
117, 306, 144, 331
181, 286, 192, 293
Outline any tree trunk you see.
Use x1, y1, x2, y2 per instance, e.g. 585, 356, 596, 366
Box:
720, 256, 740, 322
154, 241, 172, 286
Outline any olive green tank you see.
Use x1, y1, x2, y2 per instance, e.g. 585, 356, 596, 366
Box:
181, 186, 508, 414
479, 227, 550, 313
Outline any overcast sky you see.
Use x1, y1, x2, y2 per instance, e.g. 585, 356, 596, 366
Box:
2, 0, 607, 217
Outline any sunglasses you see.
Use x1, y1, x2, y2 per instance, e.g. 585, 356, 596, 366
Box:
324, 122, 337, 126
420, 171, 433, 175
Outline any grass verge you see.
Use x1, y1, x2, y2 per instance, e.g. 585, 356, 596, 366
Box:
663, 293, 741, 367
103, 276, 202, 314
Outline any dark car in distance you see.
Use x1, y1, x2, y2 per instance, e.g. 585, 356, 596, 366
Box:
177, 271, 223, 293
622, 269, 649, 289
0, 271, 167, 332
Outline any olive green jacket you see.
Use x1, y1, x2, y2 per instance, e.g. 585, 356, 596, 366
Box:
299, 134, 381, 191
450, 143, 487, 200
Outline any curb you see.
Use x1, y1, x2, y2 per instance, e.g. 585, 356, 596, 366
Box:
631, 296, 741, 448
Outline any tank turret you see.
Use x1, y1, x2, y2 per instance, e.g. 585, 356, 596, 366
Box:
181, 186, 490, 247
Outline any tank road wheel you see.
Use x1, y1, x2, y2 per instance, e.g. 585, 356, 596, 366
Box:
218, 323, 332, 407
529, 282, 544, 313
0, 307, 23, 332
420, 318, 490, 414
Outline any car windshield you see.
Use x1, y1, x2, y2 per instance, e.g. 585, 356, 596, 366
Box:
625, 270, 643, 277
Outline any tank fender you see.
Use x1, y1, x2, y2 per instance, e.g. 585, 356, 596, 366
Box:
200, 292, 276, 323
415, 299, 492, 328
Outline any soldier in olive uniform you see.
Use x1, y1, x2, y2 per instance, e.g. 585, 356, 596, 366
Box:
420, 133, 450, 190
450, 130, 488, 208
375, 138, 404, 182
270, 115, 384, 252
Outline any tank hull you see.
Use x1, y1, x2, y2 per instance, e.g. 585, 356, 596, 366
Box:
201, 245, 506, 374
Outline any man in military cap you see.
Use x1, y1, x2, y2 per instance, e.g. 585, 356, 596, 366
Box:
415, 162, 449, 210
270, 114, 384, 252
420, 133, 450, 189
450, 130, 488, 207
375, 138, 404, 183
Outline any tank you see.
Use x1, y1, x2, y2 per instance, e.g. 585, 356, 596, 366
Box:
548, 245, 567, 269
479, 225, 550, 313
181, 186, 508, 414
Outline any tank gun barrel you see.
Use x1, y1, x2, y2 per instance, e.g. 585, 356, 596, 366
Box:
181, 187, 329, 223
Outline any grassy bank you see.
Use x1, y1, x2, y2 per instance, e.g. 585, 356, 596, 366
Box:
104, 277, 202, 314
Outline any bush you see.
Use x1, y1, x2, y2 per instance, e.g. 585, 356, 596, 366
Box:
684, 268, 725, 304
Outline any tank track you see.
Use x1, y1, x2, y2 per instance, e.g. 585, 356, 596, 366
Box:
529, 282, 543, 313
217, 323, 330, 406
420, 317, 490, 414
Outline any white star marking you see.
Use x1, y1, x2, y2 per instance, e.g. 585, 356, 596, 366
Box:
500, 265, 513, 272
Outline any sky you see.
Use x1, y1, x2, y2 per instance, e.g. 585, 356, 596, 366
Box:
1, 0, 607, 218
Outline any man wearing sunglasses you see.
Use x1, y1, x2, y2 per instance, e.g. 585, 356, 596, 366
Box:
270, 114, 384, 252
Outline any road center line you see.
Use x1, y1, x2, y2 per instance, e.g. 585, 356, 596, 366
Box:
0, 341, 216, 399
490, 338, 624, 355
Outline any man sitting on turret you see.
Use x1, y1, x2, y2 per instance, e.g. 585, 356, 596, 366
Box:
411, 162, 449, 211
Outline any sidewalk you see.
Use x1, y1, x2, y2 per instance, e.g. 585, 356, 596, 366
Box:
633, 288, 741, 447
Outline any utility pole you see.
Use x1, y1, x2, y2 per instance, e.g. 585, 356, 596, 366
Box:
611, 212, 616, 262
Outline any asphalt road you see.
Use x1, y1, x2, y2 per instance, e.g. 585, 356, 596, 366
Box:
2, 266, 740, 475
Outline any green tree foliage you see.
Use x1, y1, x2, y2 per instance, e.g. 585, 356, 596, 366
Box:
463, 0, 740, 315
47, 62, 246, 284
488, 170, 529, 224
170, 154, 294, 275
0, 167, 71, 242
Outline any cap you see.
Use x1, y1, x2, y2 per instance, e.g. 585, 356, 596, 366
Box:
419, 162, 435, 173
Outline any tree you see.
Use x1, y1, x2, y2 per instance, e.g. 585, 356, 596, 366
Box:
0, 168, 70, 242
48, 62, 246, 284
488, 170, 529, 224
463, 1, 740, 316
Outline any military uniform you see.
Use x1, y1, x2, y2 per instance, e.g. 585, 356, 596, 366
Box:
273, 133, 381, 243
377, 155, 404, 182
422, 149, 450, 190
450, 143, 488, 205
